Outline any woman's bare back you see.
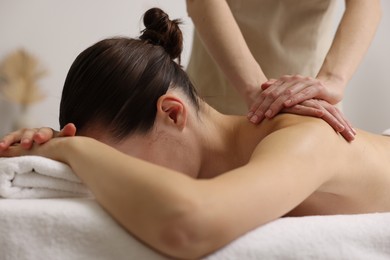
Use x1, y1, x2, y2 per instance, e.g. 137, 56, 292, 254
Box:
235, 113, 390, 217
286, 126, 390, 216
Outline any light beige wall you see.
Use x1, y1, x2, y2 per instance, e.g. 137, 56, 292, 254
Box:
341, 0, 390, 133
0, 0, 389, 133
0, 0, 193, 129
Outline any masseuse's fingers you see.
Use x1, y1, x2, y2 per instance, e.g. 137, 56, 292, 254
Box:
281, 77, 327, 108
248, 79, 288, 123
318, 101, 355, 141
283, 99, 355, 142
260, 78, 278, 90
313, 99, 355, 136
262, 80, 310, 118
248, 75, 332, 124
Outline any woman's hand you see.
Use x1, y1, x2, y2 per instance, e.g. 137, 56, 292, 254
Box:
282, 99, 355, 142
0, 123, 77, 151
0, 134, 73, 163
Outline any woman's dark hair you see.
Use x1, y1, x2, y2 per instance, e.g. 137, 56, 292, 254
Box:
59, 8, 199, 139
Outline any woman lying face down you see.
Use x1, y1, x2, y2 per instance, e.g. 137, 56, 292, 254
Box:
1, 7, 390, 260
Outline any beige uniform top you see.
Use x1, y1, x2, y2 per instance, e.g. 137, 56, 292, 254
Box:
187, 0, 337, 115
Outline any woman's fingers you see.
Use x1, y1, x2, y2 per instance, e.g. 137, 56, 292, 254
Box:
57, 123, 77, 138
0, 128, 53, 149
32, 128, 55, 144
0, 123, 77, 151
35, 123, 77, 143
0, 128, 37, 150
32, 123, 77, 144
0, 134, 16, 150
20, 129, 40, 149
0, 143, 28, 157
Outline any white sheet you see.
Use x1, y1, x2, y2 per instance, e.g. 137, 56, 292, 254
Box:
1, 198, 389, 260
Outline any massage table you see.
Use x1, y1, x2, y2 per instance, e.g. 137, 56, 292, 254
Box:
1, 156, 390, 259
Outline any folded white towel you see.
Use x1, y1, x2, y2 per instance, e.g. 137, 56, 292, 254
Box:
383, 128, 390, 136
0, 156, 91, 198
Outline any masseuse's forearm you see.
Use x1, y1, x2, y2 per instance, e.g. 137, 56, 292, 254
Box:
62, 137, 206, 258
317, 0, 381, 100
186, 0, 267, 105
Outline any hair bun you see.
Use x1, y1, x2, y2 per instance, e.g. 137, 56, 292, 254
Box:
140, 8, 183, 63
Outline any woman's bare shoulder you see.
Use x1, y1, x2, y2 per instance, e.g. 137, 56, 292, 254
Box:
256, 114, 336, 146
267, 114, 330, 130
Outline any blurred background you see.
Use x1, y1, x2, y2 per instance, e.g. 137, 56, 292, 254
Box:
0, 0, 389, 135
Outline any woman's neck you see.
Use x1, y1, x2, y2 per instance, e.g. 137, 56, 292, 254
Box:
196, 106, 263, 179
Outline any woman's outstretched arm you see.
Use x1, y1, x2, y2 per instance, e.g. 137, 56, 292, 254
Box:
1, 136, 208, 258
0, 119, 335, 259
0, 123, 76, 150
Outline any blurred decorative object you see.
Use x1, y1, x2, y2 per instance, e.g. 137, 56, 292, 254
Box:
0, 95, 21, 136
0, 49, 47, 135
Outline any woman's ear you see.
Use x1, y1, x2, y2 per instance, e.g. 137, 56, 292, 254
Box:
156, 94, 187, 130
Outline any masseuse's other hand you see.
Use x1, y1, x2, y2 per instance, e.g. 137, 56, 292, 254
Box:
0, 123, 76, 151
282, 99, 356, 142
247, 74, 342, 123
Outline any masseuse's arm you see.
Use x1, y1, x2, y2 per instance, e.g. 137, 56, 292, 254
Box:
251, 0, 381, 121
186, 0, 354, 141
317, 0, 381, 101
0, 119, 336, 259
186, 0, 267, 105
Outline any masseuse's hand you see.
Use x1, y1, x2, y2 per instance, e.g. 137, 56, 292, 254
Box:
282, 99, 356, 142
0, 123, 76, 151
246, 75, 351, 134
248, 75, 342, 123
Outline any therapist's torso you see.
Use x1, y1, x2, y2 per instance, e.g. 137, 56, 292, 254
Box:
187, 0, 337, 114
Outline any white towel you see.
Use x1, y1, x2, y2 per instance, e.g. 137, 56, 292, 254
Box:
0, 156, 91, 198
0, 199, 168, 260
1, 199, 390, 260
205, 213, 390, 260
383, 128, 390, 136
